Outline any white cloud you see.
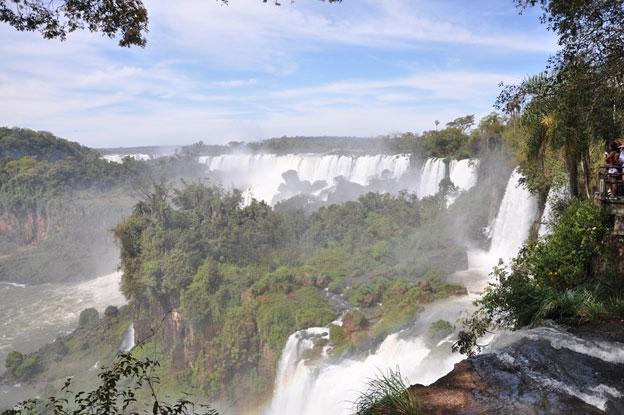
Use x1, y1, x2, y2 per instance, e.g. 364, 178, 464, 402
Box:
0, 0, 555, 147
147, 0, 556, 71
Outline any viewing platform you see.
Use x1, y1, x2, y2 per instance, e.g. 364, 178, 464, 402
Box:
595, 166, 624, 235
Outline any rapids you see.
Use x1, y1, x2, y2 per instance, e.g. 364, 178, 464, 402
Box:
0, 271, 126, 407
0, 271, 126, 374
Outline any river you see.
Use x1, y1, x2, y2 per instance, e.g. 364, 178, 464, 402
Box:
0, 271, 126, 406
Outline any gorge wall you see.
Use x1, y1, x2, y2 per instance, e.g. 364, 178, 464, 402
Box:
0, 197, 133, 283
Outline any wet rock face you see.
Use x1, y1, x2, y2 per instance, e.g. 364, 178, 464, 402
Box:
411, 322, 624, 415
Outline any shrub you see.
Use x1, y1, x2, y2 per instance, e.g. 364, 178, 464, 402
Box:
328, 276, 346, 294
342, 309, 368, 333
78, 308, 99, 327
423, 320, 453, 348
16, 356, 39, 379
5, 351, 23, 374
329, 323, 348, 345
527, 199, 608, 288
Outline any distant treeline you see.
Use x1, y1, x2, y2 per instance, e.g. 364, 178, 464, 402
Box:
179, 113, 509, 160
0, 127, 96, 162
0, 127, 208, 215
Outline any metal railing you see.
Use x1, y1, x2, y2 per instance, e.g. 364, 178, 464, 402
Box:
597, 165, 624, 199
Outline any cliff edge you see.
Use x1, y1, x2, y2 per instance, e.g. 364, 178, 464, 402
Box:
410, 321, 624, 415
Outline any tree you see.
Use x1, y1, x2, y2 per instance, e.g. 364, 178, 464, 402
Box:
497, 0, 624, 199
78, 307, 99, 327
445, 115, 475, 133
515, 0, 624, 67
0, 0, 342, 47
0, 0, 149, 47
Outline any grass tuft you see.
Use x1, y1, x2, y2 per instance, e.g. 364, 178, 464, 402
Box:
351, 367, 422, 415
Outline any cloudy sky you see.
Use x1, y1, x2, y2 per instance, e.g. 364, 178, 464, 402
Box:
0, 0, 558, 147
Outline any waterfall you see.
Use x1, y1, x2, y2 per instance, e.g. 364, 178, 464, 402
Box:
198, 154, 411, 204
102, 154, 153, 163
417, 158, 446, 198
265, 298, 475, 415
468, 169, 538, 273
119, 324, 135, 352
538, 185, 568, 237
265, 167, 540, 415
488, 169, 538, 263
198, 154, 485, 204
446, 159, 479, 205
449, 159, 478, 192
269, 328, 328, 413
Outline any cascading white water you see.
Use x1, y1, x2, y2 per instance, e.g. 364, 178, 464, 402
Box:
538, 185, 568, 237
468, 169, 538, 273
488, 169, 538, 263
446, 159, 479, 206
269, 327, 328, 413
417, 158, 446, 198
265, 298, 477, 415
484, 323, 624, 411
265, 167, 539, 415
119, 324, 135, 352
198, 154, 411, 204
102, 154, 153, 163
449, 159, 478, 192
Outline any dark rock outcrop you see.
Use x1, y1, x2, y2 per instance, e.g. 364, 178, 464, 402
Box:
104, 305, 119, 317
411, 321, 624, 414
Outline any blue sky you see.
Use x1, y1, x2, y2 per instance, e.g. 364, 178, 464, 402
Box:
0, 0, 557, 147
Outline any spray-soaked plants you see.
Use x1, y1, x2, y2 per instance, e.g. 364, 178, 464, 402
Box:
351, 367, 422, 415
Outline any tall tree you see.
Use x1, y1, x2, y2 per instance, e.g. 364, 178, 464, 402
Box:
499, 0, 624, 198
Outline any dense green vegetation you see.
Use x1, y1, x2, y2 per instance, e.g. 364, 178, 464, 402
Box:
4, 351, 39, 380
78, 308, 100, 327
0, 128, 95, 163
0, 153, 146, 215
498, 1, 624, 200
113, 180, 469, 401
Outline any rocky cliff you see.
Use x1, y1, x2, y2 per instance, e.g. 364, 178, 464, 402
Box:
0, 194, 134, 284
410, 321, 624, 415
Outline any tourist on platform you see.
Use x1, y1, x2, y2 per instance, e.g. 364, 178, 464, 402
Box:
604, 141, 620, 197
